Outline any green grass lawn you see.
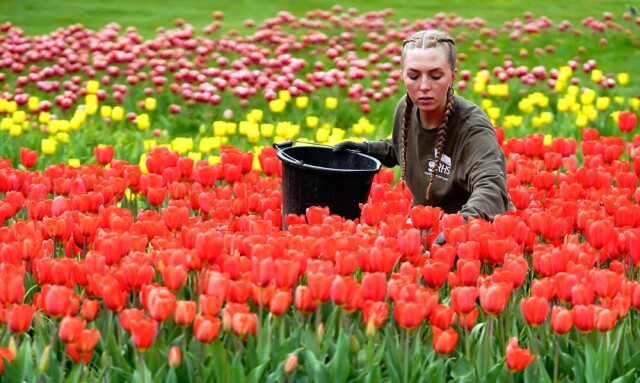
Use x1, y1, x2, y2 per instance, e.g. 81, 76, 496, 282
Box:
1, 0, 636, 37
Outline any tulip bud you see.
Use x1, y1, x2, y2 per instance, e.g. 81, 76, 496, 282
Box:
38, 345, 51, 373
8, 337, 17, 356
283, 354, 298, 374
168, 346, 181, 368
350, 335, 360, 353
366, 319, 377, 338
316, 322, 324, 344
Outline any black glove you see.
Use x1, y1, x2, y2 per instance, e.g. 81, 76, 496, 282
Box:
333, 141, 369, 154
433, 232, 446, 246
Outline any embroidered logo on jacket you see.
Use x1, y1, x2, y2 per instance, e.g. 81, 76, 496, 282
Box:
425, 149, 451, 181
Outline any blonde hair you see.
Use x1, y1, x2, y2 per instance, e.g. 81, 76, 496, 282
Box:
400, 30, 457, 200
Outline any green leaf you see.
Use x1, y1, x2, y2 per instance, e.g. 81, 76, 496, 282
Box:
329, 332, 350, 383
304, 349, 329, 383
4, 337, 34, 382
481, 362, 507, 383
610, 368, 636, 383
247, 361, 269, 383
230, 356, 247, 383
451, 357, 475, 379
363, 365, 382, 383
64, 363, 83, 383
164, 369, 178, 383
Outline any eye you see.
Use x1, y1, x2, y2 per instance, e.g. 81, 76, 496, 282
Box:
408, 75, 419, 80
431, 75, 443, 81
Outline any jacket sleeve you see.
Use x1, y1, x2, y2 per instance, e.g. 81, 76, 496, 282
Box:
457, 125, 513, 221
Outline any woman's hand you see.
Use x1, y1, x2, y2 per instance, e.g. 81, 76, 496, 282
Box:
333, 141, 369, 153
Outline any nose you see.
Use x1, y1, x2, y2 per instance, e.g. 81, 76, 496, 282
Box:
419, 77, 430, 90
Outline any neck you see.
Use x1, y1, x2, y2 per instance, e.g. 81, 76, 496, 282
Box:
418, 109, 444, 130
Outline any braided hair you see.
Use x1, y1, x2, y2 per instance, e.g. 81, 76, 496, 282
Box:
400, 30, 457, 200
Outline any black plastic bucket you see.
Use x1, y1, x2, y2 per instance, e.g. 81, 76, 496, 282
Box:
275, 142, 382, 222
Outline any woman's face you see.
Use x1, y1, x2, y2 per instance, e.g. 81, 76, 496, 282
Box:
402, 46, 457, 126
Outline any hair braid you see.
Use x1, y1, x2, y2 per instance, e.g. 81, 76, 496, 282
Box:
425, 86, 455, 199
401, 94, 414, 185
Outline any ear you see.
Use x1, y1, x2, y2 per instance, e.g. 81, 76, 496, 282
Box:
450, 68, 458, 84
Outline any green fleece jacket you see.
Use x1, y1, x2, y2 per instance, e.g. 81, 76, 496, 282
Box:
367, 94, 514, 221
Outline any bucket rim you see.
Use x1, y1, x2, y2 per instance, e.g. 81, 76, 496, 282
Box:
276, 145, 382, 174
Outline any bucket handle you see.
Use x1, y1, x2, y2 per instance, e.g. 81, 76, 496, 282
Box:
272, 140, 335, 150
272, 140, 304, 166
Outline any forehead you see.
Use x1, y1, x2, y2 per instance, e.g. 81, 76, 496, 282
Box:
403, 47, 451, 71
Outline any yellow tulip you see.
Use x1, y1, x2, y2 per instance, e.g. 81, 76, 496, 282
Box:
617, 72, 629, 86
315, 128, 330, 143
269, 99, 286, 113
473, 80, 486, 94
39, 112, 51, 124
68, 159, 81, 167
207, 155, 221, 165
0, 98, 7, 113
518, 99, 534, 114
580, 88, 596, 105
100, 105, 112, 118
139, 154, 149, 174
5, 101, 17, 113
278, 90, 291, 102
276, 121, 300, 139
187, 152, 202, 162
28, 96, 39, 112
86, 103, 98, 115
171, 137, 193, 154
306, 116, 319, 129
325, 97, 338, 110
144, 97, 157, 111
247, 125, 261, 143
532, 116, 543, 129
213, 121, 226, 136
0, 118, 11, 131
56, 132, 70, 143
86, 80, 100, 94
295, 96, 309, 109
590, 69, 603, 83
246, 109, 264, 123
487, 107, 501, 121
111, 106, 125, 121
9, 124, 22, 137
596, 97, 610, 111
225, 122, 237, 135
12, 110, 26, 124
575, 114, 588, 128
137, 113, 150, 130
260, 123, 275, 138
41, 138, 58, 154
85, 94, 98, 107
69, 116, 83, 130
143, 139, 157, 152
566, 85, 579, 96
481, 99, 493, 110
631, 98, 640, 111
614, 96, 625, 105
239, 121, 255, 136
540, 111, 553, 124
543, 134, 553, 146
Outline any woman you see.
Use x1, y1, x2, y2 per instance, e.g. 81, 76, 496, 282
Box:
335, 29, 514, 223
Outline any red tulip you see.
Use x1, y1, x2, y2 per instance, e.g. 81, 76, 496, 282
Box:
362, 300, 389, 332
619, 111, 638, 133
432, 326, 458, 354
479, 280, 512, 317
505, 337, 535, 372
450, 286, 478, 315
593, 270, 623, 303
572, 304, 596, 333
43, 285, 74, 318
421, 259, 450, 289
59, 316, 87, 344
174, 300, 197, 327
8, 303, 35, 334
430, 304, 455, 330
119, 308, 145, 333
130, 318, 158, 352
361, 272, 387, 302
194, 314, 222, 343
73, 328, 100, 355
168, 346, 182, 368
94, 145, 114, 165
231, 312, 257, 339
292, 286, 316, 314
81, 299, 100, 322
0, 347, 15, 374
520, 296, 550, 327
161, 265, 188, 292
146, 287, 177, 322
161, 205, 190, 233
394, 300, 427, 331
20, 147, 38, 169
269, 290, 292, 317
595, 307, 618, 332
454, 258, 481, 286
409, 205, 441, 231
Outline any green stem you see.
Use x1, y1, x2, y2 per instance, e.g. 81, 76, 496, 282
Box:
403, 330, 410, 383
138, 351, 146, 383
553, 335, 560, 383
463, 318, 470, 360
483, 316, 494, 377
